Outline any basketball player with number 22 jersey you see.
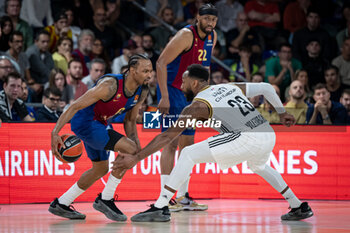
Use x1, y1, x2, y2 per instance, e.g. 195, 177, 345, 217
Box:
156, 3, 218, 212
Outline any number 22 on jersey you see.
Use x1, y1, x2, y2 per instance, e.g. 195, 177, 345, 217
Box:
198, 49, 207, 61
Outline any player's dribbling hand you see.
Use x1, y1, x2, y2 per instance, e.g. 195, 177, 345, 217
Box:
112, 152, 138, 170
51, 133, 64, 160
279, 112, 296, 127
158, 97, 170, 115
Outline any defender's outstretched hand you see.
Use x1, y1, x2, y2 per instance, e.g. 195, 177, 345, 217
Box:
279, 112, 296, 127
112, 152, 139, 170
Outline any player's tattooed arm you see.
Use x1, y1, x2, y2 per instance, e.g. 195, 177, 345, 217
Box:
123, 86, 149, 152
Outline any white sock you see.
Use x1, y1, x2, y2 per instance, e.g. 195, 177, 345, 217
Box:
176, 176, 190, 198
58, 182, 85, 206
282, 187, 302, 208
155, 187, 175, 208
160, 175, 169, 191
252, 165, 301, 208
101, 174, 121, 200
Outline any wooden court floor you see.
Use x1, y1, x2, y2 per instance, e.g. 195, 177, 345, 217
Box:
1, 199, 349, 233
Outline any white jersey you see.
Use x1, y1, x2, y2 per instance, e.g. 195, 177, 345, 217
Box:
194, 83, 272, 133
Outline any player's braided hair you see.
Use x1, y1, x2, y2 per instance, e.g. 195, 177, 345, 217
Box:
123, 54, 150, 75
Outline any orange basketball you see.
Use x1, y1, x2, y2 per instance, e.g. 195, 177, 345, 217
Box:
58, 134, 83, 163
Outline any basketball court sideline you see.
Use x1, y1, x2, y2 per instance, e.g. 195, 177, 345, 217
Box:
1, 199, 349, 233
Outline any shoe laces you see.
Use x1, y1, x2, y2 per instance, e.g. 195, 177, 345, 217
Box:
185, 192, 194, 202
113, 194, 119, 202
169, 199, 177, 205
68, 204, 77, 212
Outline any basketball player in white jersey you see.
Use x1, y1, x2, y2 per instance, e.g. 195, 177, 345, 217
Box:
114, 64, 314, 222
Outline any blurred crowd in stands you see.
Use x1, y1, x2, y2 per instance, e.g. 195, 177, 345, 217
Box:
0, 0, 350, 125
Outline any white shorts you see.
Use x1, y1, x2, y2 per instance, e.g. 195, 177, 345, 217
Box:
207, 131, 276, 170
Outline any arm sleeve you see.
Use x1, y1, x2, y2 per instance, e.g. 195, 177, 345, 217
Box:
246, 82, 286, 114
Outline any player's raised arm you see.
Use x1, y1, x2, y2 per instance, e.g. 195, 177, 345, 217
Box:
234, 82, 296, 127
156, 29, 193, 115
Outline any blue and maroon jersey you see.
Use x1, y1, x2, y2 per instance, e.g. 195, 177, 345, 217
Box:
73, 74, 142, 126
167, 25, 214, 90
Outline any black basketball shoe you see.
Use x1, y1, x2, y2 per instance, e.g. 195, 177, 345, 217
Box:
281, 202, 314, 221
131, 204, 171, 222
48, 198, 86, 219
93, 193, 127, 221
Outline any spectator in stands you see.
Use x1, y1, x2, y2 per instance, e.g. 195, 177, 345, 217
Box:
6, 31, 33, 83
64, 8, 81, 50
36, 87, 62, 122
336, 21, 350, 50
45, 10, 72, 53
183, 0, 204, 24
66, 59, 87, 100
149, 7, 175, 52
340, 89, 350, 123
26, 30, 54, 101
285, 80, 308, 124
72, 29, 95, 77
225, 11, 262, 62
265, 43, 302, 103
89, 7, 122, 59
229, 44, 259, 82
82, 58, 106, 90
0, 72, 34, 122
0, 56, 14, 91
0, 16, 13, 52
112, 39, 136, 74
131, 34, 144, 55
5, 0, 33, 50
292, 7, 335, 62
244, 0, 282, 50
332, 37, 350, 88
91, 38, 111, 73
306, 83, 347, 125
215, 0, 243, 34
257, 84, 281, 124
20, 0, 53, 35
210, 70, 226, 85
283, 0, 310, 39
19, 80, 35, 120
324, 65, 343, 102
251, 72, 264, 83
46, 68, 74, 111
146, 0, 184, 26
52, 37, 73, 75
70, 0, 94, 29
301, 39, 328, 88
290, 69, 313, 103
142, 33, 159, 70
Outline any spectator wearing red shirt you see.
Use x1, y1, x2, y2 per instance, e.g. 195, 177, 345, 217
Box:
283, 0, 310, 34
244, 0, 283, 50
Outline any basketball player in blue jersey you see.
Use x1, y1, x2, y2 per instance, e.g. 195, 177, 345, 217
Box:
48, 54, 152, 221
115, 64, 314, 222
156, 3, 218, 211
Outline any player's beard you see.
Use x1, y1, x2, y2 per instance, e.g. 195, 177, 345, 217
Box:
198, 21, 213, 35
184, 89, 195, 102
